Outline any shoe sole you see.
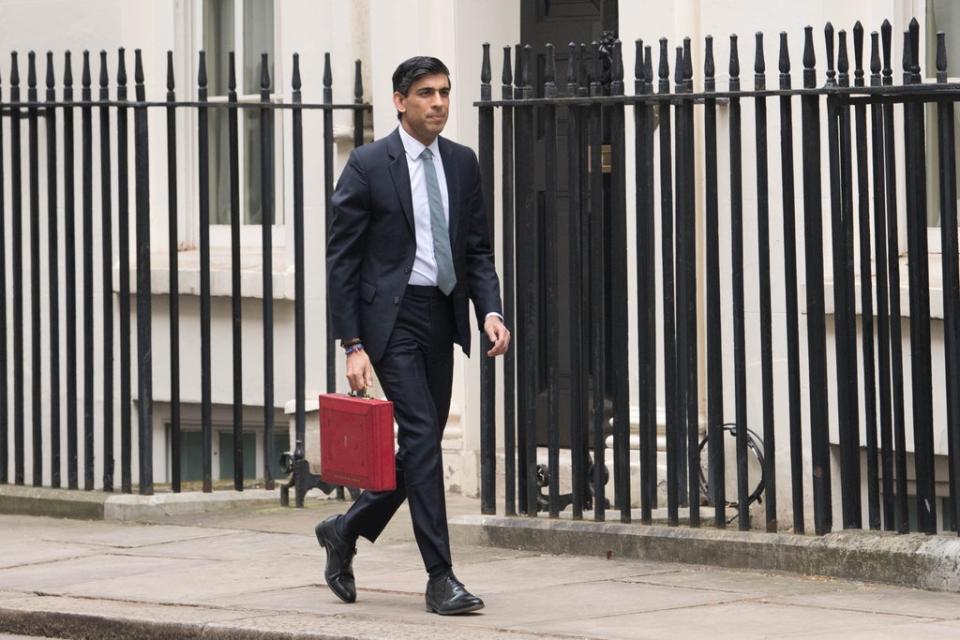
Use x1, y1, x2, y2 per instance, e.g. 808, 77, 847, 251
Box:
315, 522, 356, 604
426, 601, 485, 615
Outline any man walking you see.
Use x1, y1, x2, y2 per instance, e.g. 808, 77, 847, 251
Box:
318, 56, 510, 615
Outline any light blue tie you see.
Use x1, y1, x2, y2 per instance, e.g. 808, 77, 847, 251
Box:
420, 148, 457, 295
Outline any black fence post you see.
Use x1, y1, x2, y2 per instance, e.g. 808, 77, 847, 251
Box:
80, 51, 94, 491
228, 52, 244, 492
27, 51, 42, 488
97, 50, 114, 493
133, 50, 153, 496
0, 57, 7, 486
197, 50, 213, 493
45, 51, 61, 489
478, 42, 497, 516
117, 48, 132, 494
501, 45, 517, 518
260, 53, 276, 498
165, 51, 180, 494
289, 52, 304, 495
63, 51, 78, 491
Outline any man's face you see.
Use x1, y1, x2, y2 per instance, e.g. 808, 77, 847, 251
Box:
394, 73, 450, 143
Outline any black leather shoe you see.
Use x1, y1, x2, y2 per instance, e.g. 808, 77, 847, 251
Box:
314, 515, 357, 603
425, 573, 484, 615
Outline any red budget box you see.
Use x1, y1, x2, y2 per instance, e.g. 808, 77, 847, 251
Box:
318, 393, 396, 491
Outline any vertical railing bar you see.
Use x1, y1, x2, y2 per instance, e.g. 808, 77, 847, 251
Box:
754, 32, 777, 532
779, 32, 804, 534
228, 52, 243, 491
28, 52, 43, 487
657, 38, 679, 526
854, 23, 881, 530
880, 20, 909, 533
870, 29, 895, 530
609, 40, 631, 524
679, 40, 699, 525
903, 22, 937, 534
11, 52, 23, 486
63, 52, 78, 490
479, 44, 497, 516
518, 44, 538, 518
542, 43, 561, 519
0, 57, 7, 486
801, 27, 833, 535
98, 50, 114, 493
577, 44, 591, 517
80, 51, 94, 491
502, 45, 517, 517
566, 43, 584, 519
117, 49, 132, 494
45, 51, 61, 489
261, 53, 276, 498
936, 31, 960, 536
197, 51, 213, 493
729, 35, 750, 531
588, 41, 605, 521
637, 42, 658, 524
673, 44, 691, 521
288, 53, 304, 494
703, 36, 725, 527
164, 51, 179, 494
133, 50, 153, 495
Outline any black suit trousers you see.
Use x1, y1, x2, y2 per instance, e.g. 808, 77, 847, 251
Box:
341, 285, 455, 574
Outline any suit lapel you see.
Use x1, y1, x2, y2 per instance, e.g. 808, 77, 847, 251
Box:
387, 130, 416, 236
438, 137, 459, 246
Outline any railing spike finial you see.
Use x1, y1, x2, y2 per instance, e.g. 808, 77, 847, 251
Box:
10, 51, 19, 87
515, 43, 523, 94
523, 43, 533, 92
779, 31, 790, 74
754, 31, 765, 75
292, 53, 301, 91
197, 50, 207, 89
704, 35, 715, 79
98, 50, 108, 88
544, 42, 556, 97
228, 51, 236, 92
117, 47, 127, 87
323, 52, 332, 88
166, 51, 175, 91
261, 52, 270, 91
504, 45, 514, 88
729, 33, 740, 79
824, 22, 836, 84
909, 17, 920, 75
590, 41, 601, 91
674, 45, 683, 86
644, 44, 653, 85
354, 59, 363, 101
635, 39, 643, 82
881, 19, 892, 75
937, 31, 948, 82
480, 43, 491, 101
28, 51, 36, 89
803, 25, 815, 70
134, 48, 144, 86
80, 50, 89, 89
63, 51, 72, 88
870, 31, 881, 76
45, 51, 54, 89
658, 37, 669, 81
682, 36, 692, 83
837, 29, 849, 85
853, 21, 864, 80
902, 29, 911, 76
613, 39, 624, 85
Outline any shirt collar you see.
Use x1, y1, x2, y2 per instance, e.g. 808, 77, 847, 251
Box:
397, 125, 440, 161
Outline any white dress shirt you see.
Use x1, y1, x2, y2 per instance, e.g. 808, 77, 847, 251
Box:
397, 125, 503, 325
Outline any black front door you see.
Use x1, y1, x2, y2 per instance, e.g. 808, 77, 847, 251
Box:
520, 0, 618, 448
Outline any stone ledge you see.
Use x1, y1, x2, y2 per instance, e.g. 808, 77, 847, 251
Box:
0, 485, 283, 522
449, 513, 960, 593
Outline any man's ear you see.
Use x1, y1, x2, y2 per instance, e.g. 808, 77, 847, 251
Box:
392, 91, 406, 116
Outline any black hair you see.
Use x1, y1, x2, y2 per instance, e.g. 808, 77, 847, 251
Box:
392, 56, 450, 120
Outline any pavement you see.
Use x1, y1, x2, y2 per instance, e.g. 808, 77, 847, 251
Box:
3, 494, 960, 639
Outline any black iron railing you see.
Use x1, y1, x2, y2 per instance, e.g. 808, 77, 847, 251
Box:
0, 48, 369, 503
477, 18, 960, 536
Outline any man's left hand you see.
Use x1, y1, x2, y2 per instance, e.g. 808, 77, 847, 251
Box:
484, 316, 511, 357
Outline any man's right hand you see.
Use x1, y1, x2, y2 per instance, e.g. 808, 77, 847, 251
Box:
346, 349, 374, 392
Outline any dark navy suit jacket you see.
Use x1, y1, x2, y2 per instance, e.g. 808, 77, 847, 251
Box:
327, 128, 503, 363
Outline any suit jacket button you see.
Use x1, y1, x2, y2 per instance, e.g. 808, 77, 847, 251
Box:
404, 265, 412, 274
393, 296, 400, 304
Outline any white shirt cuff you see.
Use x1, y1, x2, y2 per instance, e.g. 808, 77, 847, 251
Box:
484, 312, 504, 323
